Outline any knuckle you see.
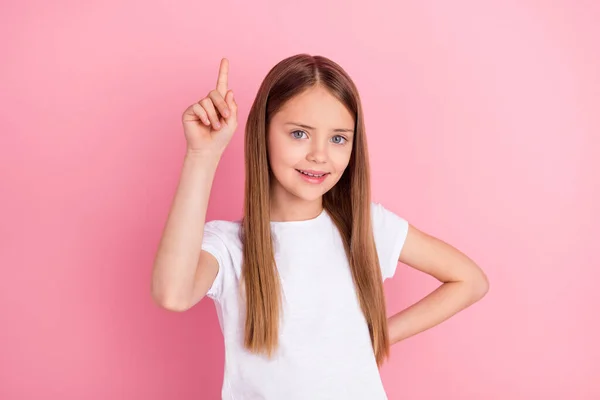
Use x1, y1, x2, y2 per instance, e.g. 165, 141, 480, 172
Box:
202, 100, 215, 111
194, 107, 205, 118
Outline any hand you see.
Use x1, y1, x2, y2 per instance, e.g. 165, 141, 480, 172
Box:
181, 58, 238, 155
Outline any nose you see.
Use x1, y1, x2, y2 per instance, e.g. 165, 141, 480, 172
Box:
306, 140, 327, 164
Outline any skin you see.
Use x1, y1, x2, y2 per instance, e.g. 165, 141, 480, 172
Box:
154, 58, 489, 349
267, 85, 355, 222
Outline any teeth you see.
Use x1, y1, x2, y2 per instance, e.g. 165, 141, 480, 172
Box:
300, 170, 324, 177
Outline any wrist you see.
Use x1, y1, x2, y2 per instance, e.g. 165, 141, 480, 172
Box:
185, 148, 222, 167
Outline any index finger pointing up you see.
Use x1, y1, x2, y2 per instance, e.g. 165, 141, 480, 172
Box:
216, 58, 229, 97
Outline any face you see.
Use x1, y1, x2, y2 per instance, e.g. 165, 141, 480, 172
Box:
267, 85, 355, 207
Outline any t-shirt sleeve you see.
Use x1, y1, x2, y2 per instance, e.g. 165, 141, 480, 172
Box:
201, 220, 231, 301
371, 202, 410, 280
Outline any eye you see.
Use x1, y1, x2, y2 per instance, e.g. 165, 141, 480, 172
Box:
291, 130, 308, 139
331, 135, 347, 145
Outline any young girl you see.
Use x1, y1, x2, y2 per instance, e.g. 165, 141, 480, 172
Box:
152, 54, 489, 399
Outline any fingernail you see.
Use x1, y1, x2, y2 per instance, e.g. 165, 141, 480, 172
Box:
223, 109, 229, 117
215, 122, 221, 129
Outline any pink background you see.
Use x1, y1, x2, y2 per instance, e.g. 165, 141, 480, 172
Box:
1, 1, 598, 399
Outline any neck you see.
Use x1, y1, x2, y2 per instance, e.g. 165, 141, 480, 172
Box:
269, 187, 323, 222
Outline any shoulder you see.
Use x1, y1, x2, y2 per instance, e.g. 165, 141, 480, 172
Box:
202, 219, 243, 300
202, 219, 243, 267
369, 202, 410, 280
370, 202, 409, 232
204, 219, 243, 245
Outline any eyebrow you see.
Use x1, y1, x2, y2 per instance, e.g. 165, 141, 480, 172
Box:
284, 122, 354, 134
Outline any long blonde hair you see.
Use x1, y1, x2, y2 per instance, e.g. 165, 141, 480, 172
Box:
241, 54, 390, 365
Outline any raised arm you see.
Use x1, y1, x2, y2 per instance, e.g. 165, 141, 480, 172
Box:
151, 58, 238, 311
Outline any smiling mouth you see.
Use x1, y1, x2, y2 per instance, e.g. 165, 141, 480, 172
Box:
296, 169, 329, 178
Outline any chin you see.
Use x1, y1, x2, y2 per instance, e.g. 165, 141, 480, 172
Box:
290, 178, 340, 202
293, 189, 327, 202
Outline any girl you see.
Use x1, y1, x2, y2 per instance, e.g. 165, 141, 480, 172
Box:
152, 54, 489, 399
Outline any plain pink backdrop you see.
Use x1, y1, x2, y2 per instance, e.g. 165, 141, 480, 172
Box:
1, 1, 598, 399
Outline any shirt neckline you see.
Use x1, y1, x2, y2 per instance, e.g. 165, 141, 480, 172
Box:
269, 208, 328, 227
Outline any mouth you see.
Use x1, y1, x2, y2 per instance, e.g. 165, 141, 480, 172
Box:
296, 169, 330, 183
296, 169, 329, 178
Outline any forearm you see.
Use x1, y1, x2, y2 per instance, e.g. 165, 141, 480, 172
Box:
387, 280, 487, 344
151, 151, 220, 308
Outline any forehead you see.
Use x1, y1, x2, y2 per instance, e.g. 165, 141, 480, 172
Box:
273, 85, 354, 127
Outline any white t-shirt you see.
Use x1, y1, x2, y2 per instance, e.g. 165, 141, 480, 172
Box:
201, 202, 409, 400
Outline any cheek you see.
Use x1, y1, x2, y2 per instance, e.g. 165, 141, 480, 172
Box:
268, 135, 297, 177
330, 146, 353, 173
270, 135, 304, 167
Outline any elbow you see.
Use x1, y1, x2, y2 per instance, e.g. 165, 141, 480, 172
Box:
152, 292, 191, 312
469, 270, 490, 302
151, 265, 192, 312
151, 283, 191, 313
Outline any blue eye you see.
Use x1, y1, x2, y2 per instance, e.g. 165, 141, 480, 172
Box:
331, 135, 347, 144
291, 130, 308, 139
